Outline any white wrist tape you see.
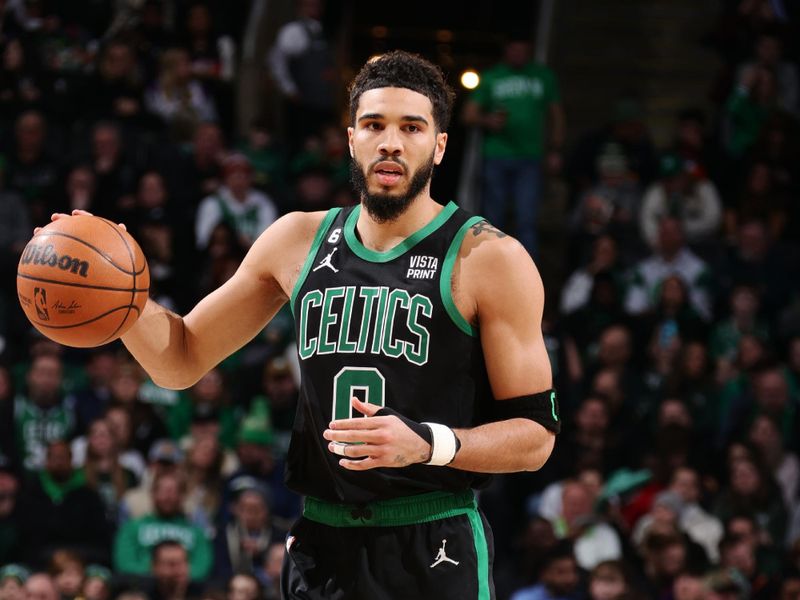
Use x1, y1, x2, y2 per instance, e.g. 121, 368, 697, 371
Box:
422, 422, 458, 466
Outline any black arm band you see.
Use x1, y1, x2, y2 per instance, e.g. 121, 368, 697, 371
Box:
490, 389, 561, 434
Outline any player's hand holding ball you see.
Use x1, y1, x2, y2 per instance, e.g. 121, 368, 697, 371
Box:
16, 210, 149, 347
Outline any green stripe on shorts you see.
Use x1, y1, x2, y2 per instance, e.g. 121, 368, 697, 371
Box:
466, 509, 491, 600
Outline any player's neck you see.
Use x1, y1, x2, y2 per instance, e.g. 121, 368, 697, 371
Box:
356, 194, 443, 253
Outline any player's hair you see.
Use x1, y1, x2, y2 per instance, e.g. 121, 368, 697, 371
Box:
348, 50, 455, 132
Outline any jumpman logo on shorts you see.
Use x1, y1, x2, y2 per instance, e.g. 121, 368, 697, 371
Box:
430, 539, 460, 568
313, 247, 339, 273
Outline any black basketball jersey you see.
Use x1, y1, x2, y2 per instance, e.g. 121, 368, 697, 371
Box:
288, 202, 494, 504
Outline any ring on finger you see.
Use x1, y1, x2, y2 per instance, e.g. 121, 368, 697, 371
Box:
331, 442, 350, 457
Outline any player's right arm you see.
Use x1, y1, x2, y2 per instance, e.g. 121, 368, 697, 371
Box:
44, 209, 323, 389
121, 211, 323, 389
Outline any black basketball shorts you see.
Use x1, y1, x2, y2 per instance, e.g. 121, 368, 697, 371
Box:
281, 490, 496, 600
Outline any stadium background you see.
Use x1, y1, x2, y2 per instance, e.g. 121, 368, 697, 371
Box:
1, 0, 799, 598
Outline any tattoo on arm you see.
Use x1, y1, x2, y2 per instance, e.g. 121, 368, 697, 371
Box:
470, 219, 507, 238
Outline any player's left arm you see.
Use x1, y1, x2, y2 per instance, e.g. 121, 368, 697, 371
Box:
446, 224, 556, 472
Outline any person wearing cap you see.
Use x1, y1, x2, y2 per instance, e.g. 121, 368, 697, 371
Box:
0, 565, 30, 600
81, 565, 111, 600
219, 407, 301, 526
633, 490, 687, 545
704, 567, 751, 600
639, 152, 722, 250
213, 481, 286, 581
195, 153, 278, 250
568, 143, 643, 262
119, 438, 184, 521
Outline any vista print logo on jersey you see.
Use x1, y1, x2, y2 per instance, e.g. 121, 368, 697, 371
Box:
406, 255, 438, 280
298, 286, 432, 366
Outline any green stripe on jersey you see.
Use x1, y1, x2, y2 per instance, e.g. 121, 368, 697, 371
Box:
344, 202, 459, 263
440, 216, 483, 337
290, 208, 342, 315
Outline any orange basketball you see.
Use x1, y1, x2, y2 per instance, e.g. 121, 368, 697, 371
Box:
16, 215, 150, 348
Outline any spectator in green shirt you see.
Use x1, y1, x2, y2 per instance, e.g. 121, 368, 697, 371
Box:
463, 38, 565, 257
14, 354, 75, 472
114, 470, 212, 580
724, 65, 777, 159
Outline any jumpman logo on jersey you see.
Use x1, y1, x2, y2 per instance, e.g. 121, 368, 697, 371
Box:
313, 247, 339, 273
429, 539, 460, 568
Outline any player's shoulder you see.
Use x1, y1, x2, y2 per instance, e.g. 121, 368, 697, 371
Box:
455, 218, 542, 302
247, 210, 330, 263
263, 210, 329, 242
243, 211, 332, 286
457, 218, 532, 269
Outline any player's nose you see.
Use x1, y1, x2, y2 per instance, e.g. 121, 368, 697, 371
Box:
377, 126, 403, 156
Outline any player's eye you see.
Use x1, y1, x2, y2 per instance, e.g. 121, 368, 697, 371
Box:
405, 124, 420, 133
366, 122, 383, 131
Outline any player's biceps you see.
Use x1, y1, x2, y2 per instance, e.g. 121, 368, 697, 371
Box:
185, 276, 277, 353
480, 317, 526, 362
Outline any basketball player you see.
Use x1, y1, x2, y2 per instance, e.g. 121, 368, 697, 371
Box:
49, 51, 559, 599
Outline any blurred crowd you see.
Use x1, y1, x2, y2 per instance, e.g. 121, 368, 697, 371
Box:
0, 0, 799, 599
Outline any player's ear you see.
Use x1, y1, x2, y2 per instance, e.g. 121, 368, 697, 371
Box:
433, 132, 447, 165
347, 127, 355, 157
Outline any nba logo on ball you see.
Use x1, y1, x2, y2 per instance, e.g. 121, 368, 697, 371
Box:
33, 288, 49, 321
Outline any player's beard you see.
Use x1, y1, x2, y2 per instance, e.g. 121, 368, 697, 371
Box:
350, 152, 435, 224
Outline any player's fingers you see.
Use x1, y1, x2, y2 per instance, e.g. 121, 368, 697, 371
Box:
324, 429, 383, 444
71, 209, 94, 216
329, 416, 385, 430
338, 456, 382, 471
33, 227, 42, 235
117, 222, 127, 232
51, 212, 71, 221
351, 397, 380, 416
328, 442, 379, 458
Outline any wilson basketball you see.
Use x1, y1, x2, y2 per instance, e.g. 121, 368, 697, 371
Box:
16, 215, 150, 348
